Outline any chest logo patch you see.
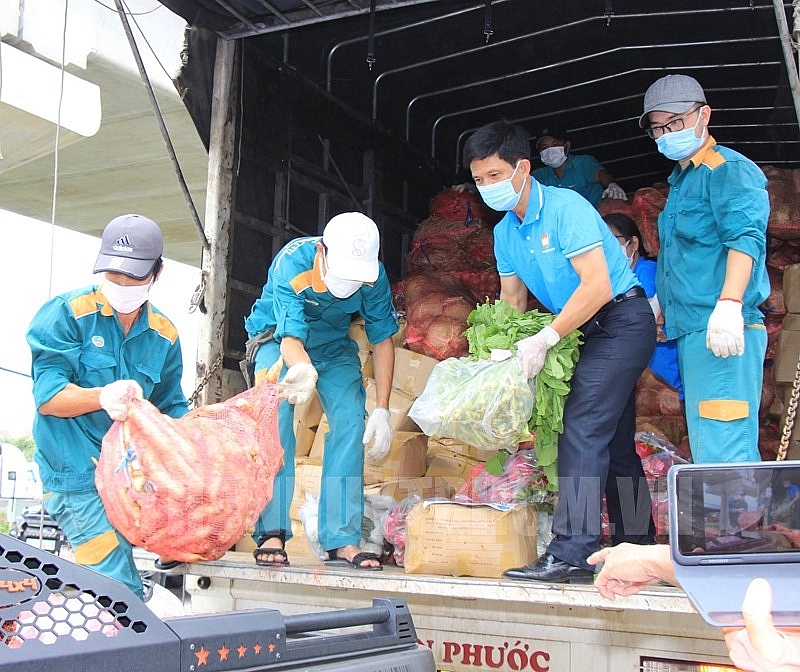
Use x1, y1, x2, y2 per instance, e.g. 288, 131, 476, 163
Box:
541, 232, 550, 250
92, 335, 105, 348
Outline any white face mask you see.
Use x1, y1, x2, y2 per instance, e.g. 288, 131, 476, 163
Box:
101, 278, 152, 314
323, 271, 362, 299
539, 146, 567, 168
619, 241, 634, 267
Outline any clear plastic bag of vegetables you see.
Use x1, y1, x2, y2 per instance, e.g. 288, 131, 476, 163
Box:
408, 354, 534, 451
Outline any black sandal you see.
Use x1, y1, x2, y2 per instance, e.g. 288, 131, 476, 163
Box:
325, 547, 383, 571
253, 530, 290, 567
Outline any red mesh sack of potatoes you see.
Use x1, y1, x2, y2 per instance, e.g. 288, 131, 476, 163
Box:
96, 380, 283, 562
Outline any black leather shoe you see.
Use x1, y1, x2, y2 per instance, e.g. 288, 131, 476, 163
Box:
502, 552, 594, 584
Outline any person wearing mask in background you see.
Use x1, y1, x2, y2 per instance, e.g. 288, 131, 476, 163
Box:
603, 213, 683, 401
640, 74, 769, 463
464, 120, 656, 584
245, 212, 396, 571
26, 214, 189, 599
533, 125, 628, 207
589, 543, 800, 672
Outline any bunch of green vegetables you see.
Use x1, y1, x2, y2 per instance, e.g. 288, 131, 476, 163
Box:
464, 300, 582, 486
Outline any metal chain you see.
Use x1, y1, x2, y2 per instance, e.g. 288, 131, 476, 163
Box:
188, 353, 224, 408
777, 353, 800, 461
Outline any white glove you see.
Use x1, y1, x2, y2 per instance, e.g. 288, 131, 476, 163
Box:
516, 326, 560, 379
278, 363, 318, 405
706, 299, 744, 358
99, 380, 144, 421
602, 182, 627, 200
363, 407, 393, 462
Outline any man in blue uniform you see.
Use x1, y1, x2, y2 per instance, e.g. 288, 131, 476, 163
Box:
464, 121, 656, 583
533, 125, 627, 206
640, 74, 769, 463
245, 212, 397, 570
26, 214, 189, 599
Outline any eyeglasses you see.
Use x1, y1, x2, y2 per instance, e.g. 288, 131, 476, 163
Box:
645, 105, 704, 139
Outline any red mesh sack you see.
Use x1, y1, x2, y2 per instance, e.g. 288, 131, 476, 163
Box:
629, 186, 667, 257
407, 224, 495, 273
430, 186, 497, 225
764, 165, 800, 241
96, 381, 283, 562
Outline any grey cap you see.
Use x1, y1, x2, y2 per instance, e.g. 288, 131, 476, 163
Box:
639, 74, 707, 128
93, 214, 164, 280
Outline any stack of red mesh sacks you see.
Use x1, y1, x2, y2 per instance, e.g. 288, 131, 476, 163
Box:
598, 169, 800, 460
393, 186, 501, 360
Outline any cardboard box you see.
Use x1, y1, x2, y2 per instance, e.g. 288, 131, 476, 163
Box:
379, 476, 455, 502
293, 391, 323, 458
348, 317, 372, 354
364, 431, 428, 485
365, 378, 420, 432
425, 447, 482, 484
783, 313, 800, 332
308, 414, 329, 462
392, 347, 439, 398
404, 501, 537, 578
427, 436, 494, 463
774, 329, 800, 383
784, 264, 800, 314
289, 459, 323, 521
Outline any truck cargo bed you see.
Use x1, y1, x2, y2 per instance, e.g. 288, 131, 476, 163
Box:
136, 548, 737, 672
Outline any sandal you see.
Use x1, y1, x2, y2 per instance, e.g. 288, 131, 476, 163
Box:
253, 530, 290, 567
153, 558, 187, 574
324, 547, 383, 571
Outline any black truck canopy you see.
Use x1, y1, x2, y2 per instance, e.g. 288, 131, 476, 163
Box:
159, 0, 800, 191
152, 1, 800, 399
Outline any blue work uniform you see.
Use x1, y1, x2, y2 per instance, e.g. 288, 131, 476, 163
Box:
27, 287, 188, 598
655, 137, 769, 463
245, 237, 397, 553
533, 154, 605, 206
633, 257, 684, 398
495, 180, 656, 569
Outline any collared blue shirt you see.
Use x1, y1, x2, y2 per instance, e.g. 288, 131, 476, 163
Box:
655, 137, 769, 339
245, 236, 398, 350
532, 153, 605, 206
27, 288, 188, 493
494, 179, 640, 314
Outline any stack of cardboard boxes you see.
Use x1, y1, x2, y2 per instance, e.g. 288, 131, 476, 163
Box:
279, 318, 538, 577
773, 264, 800, 460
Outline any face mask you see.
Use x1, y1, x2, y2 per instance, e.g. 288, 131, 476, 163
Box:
619, 241, 634, 266
101, 278, 152, 314
323, 271, 362, 299
655, 114, 705, 161
476, 162, 525, 212
539, 146, 567, 168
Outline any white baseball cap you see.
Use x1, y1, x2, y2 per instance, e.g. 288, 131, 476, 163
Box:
322, 212, 380, 283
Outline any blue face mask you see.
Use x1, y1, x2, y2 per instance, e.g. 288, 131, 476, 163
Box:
476, 162, 525, 211
655, 114, 705, 161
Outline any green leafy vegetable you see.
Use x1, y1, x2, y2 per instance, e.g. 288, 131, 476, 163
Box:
465, 300, 582, 489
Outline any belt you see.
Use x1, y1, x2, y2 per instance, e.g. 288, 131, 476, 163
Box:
598, 285, 646, 313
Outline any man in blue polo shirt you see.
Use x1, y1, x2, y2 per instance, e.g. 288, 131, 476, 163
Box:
639, 74, 769, 464
245, 212, 397, 571
27, 214, 189, 599
463, 121, 656, 584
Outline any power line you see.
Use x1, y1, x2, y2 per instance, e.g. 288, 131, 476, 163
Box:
0, 366, 31, 379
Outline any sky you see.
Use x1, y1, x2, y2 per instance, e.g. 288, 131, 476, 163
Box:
0, 209, 201, 438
